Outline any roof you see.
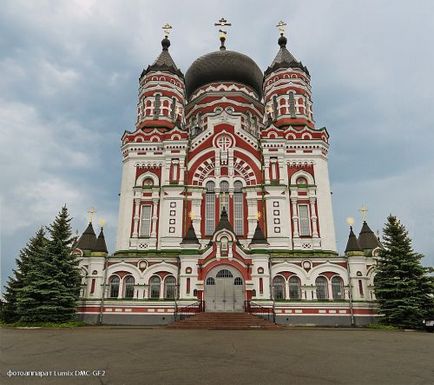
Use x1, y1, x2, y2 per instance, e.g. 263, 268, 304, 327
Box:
214, 207, 236, 234
75, 222, 97, 251
344, 227, 362, 253
264, 35, 309, 77
94, 228, 108, 253
185, 49, 263, 99
250, 222, 268, 245
141, 37, 184, 79
358, 221, 382, 250
181, 222, 200, 245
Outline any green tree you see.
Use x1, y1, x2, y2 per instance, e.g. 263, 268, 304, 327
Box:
17, 206, 82, 323
1, 228, 47, 323
375, 215, 434, 328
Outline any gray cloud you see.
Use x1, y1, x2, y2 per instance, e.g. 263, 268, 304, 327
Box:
1, 0, 434, 290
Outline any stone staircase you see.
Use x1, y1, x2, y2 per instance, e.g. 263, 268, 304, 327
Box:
168, 312, 280, 330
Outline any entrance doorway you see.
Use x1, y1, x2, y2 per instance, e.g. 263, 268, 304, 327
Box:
204, 267, 244, 312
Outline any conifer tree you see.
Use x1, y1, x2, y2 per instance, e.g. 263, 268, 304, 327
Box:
17, 206, 82, 323
375, 215, 434, 328
1, 228, 47, 323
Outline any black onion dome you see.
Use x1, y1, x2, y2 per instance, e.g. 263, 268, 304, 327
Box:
265, 35, 309, 77
140, 38, 184, 79
185, 50, 263, 99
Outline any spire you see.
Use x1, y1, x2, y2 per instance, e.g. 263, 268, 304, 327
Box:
76, 222, 97, 251
214, 17, 231, 51
249, 221, 269, 246
358, 221, 382, 250
265, 21, 309, 77
141, 23, 184, 79
181, 222, 200, 245
214, 207, 236, 234
94, 227, 108, 253
345, 226, 362, 253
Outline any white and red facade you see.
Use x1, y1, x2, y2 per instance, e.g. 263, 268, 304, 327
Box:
77, 31, 379, 326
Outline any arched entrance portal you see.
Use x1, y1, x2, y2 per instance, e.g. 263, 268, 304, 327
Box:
205, 266, 245, 312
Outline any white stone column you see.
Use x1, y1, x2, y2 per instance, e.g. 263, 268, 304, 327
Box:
291, 198, 299, 237
310, 197, 319, 237
264, 160, 270, 184
150, 198, 158, 237
179, 159, 185, 184
132, 197, 141, 238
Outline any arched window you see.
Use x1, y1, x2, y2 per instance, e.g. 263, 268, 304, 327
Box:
149, 276, 161, 299
273, 276, 285, 300
216, 269, 233, 278
234, 181, 244, 235
164, 276, 176, 299
206, 277, 215, 285
288, 276, 301, 300
153, 94, 161, 118
332, 276, 344, 300
123, 276, 135, 299
109, 276, 120, 298
316, 276, 328, 300
205, 181, 215, 235
220, 181, 229, 216
142, 177, 154, 187
234, 277, 243, 286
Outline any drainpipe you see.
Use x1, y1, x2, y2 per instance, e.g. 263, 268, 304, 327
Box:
98, 255, 108, 325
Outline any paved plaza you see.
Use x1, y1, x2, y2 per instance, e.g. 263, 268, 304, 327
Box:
1, 327, 433, 385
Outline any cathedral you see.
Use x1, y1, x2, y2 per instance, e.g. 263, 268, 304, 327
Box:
75, 21, 381, 326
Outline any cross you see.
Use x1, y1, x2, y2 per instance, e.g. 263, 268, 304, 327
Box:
359, 205, 368, 221
214, 18, 231, 49
162, 23, 172, 38
87, 207, 96, 223
276, 20, 287, 35
214, 17, 231, 29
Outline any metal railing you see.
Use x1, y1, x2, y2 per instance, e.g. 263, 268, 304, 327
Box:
244, 300, 276, 323
174, 300, 204, 321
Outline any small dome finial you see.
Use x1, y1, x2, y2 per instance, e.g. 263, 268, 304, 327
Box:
214, 17, 231, 50
161, 23, 172, 51
276, 20, 287, 48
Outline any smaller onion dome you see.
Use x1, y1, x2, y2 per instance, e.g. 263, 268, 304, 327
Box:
140, 37, 184, 79
265, 33, 309, 77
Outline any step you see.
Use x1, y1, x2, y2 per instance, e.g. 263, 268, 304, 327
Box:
168, 312, 280, 330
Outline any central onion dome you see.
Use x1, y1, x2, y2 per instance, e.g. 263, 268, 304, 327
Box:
185, 49, 263, 99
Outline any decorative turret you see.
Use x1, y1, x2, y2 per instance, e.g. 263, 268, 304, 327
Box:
92, 227, 108, 256
358, 221, 382, 256
263, 21, 314, 128
344, 226, 363, 255
181, 222, 200, 248
249, 221, 269, 249
136, 24, 186, 130
76, 222, 97, 255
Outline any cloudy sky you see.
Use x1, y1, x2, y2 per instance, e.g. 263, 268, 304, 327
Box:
1, 0, 434, 289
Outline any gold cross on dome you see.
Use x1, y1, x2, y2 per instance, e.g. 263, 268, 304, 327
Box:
214, 17, 231, 47
359, 205, 368, 221
214, 17, 231, 28
87, 207, 96, 223
162, 23, 172, 38
276, 20, 287, 35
